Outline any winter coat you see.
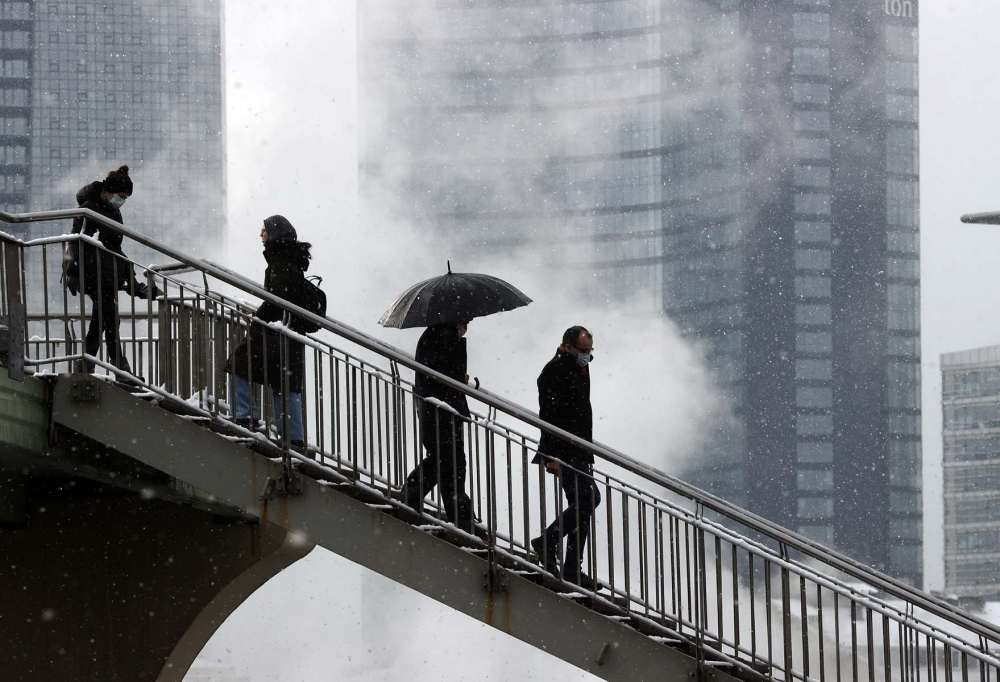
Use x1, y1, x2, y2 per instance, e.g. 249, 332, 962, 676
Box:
67, 182, 139, 298
533, 348, 594, 469
225, 237, 312, 390
414, 324, 471, 424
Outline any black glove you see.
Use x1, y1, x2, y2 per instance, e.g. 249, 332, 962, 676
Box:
132, 281, 149, 300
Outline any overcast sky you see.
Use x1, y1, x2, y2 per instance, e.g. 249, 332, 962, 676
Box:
190, 0, 1000, 678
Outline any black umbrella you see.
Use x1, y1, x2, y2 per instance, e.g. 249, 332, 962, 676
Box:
379, 263, 532, 329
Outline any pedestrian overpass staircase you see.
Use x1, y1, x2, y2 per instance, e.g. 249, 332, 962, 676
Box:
1, 207, 998, 682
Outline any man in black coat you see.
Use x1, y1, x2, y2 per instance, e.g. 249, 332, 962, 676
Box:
399, 320, 475, 533
65, 165, 153, 375
225, 215, 311, 448
531, 325, 601, 589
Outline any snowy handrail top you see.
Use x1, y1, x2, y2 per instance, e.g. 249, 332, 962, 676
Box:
1, 207, 997, 643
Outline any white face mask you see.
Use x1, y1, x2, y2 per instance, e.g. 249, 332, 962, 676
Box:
576, 351, 592, 367
109, 194, 127, 209
456, 323, 468, 338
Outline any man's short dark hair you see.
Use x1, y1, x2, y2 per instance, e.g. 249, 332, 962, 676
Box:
563, 326, 591, 346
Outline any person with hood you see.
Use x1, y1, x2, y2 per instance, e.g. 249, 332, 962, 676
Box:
225, 215, 311, 450
397, 320, 475, 533
530, 325, 601, 589
64, 165, 154, 375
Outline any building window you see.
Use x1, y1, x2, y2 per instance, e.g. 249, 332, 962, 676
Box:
887, 257, 919, 279
797, 497, 834, 518
886, 60, 918, 90
887, 128, 919, 174
886, 26, 918, 59
797, 387, 833, 408
795, 221, 831, 243
792, 48, 830, 76
795, 193, 831, 214
887, 94, 918, 123
796, 331, 832, 354
793, 13, 830, 41
795, 248, 831, 270
888, 336, 920, 358
796, 303, 832, 325
887, 283, 919, 330
793, 111, 831, 132
794, 165, 831, 187
795, 276, 832, 298
798, 441, 833, 463
76, 34, 87, 45
797, 468, 834, 490
793, 82, 830, 105
794, 137, 830, 159
3, 60, 29, 78
797, 359, 832, 381
887, 361, 920, 409
889, 414, 921, 436
887, 180, 918, 227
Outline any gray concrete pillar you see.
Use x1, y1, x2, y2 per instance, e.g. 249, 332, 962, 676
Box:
0, 482, 313, 681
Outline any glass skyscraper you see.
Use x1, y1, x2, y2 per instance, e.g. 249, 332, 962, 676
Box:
942, 345, 1000, 599
359, 0, 921, 585
0, 0, 225, 257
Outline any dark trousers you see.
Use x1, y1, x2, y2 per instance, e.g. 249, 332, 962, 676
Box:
542, 465, 601, 572
84, 287, 129, 372
403, 409, 474, 532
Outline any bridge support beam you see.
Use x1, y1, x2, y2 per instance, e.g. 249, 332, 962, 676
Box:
0, 480, 314, 681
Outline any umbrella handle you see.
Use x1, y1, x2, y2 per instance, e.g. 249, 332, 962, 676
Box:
473, 376, 480, 390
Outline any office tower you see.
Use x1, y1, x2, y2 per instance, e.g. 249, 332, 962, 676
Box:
942, 345, 1000, 599
0, 0, 226, 256
358, 0, 921, 584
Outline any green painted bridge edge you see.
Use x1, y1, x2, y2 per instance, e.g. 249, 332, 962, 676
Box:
0, 366, 48, 455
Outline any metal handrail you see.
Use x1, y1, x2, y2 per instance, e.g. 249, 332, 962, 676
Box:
960, 212, 1000, 225
2, 208, 998, 668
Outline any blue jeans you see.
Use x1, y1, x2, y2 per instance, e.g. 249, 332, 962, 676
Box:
229, 375, 304, 443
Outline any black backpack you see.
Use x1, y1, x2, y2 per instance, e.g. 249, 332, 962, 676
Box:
290, 275, 326, 334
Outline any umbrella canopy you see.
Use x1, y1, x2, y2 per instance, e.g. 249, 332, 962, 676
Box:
379, 265, 532, 329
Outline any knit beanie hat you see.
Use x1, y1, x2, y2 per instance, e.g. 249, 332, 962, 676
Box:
103, 165, 133, 195
264, 215, 297, 243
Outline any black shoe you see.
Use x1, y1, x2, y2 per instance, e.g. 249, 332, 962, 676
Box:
232, 417, 259, 431
562, 568, 597, 591
391, 488, 419, 512
531, 536, 559, 575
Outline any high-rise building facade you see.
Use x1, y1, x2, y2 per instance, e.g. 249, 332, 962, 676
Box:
669, 0, 921, 585
0, 0, 225, 257
359, 0, 921, 584
359, 0, 673, 307
942, 345, 1000, 599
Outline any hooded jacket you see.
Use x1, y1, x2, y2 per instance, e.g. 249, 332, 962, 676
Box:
225, 235, 312, 390
533, 348, 594, 468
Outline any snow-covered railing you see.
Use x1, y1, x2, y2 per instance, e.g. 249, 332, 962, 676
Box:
1, 209, 998, 682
